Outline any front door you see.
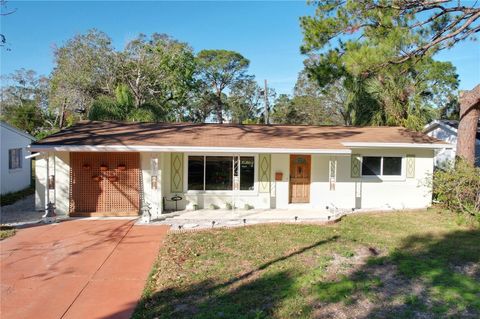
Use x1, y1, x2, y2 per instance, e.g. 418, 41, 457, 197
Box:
289, 155, 311, 203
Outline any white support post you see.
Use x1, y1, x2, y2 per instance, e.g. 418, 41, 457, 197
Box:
44, 154, 49, 213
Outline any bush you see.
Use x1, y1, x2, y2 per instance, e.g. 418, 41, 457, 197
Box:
433, 161, 480, 226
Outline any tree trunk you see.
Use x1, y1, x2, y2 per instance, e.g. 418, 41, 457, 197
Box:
59, 98, 67, 129
215, 92, 223, 124
456, 84, 480, 165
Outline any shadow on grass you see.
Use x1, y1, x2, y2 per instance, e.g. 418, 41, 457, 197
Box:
314, 229, 480, 318
131, 236, 339, 319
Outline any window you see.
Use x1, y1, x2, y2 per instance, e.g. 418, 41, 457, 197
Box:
206, 156, 233, 190
9, 148, 22, 170
361, 156, 402, 177
383, 157, 402, 175
362, 157, 381, 176
187, 156, 255, 191
240, 157, 254, 190
187, 156, 204, 190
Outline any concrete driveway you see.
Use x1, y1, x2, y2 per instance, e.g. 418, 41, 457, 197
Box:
0, 219, 168, 319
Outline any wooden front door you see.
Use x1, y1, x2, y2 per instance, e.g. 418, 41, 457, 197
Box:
289, 155, 311, 203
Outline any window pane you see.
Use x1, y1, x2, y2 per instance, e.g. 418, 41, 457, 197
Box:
17, 149, 22, 168
205, 156, 232, 190
383, 157, 402, 175
240, 156, 254, 190
188, 156, 204, 190
362, 157, 381, 176
8, 149, 13, 169
9, 149, 22, 169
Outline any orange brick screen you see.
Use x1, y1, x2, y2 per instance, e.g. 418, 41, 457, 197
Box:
70, 152, 140, 214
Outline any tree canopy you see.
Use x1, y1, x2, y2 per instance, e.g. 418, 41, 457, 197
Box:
196, 50, 250, 123
1, 30, 267, 136
299, 0, 468, 130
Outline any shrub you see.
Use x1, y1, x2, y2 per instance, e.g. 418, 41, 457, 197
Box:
432, 160, 480, 226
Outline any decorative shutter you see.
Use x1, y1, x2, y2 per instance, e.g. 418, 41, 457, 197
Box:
329, 157, 337, 191
258, 154, 271, 193
170, 153, 183, 193
351, 154, 361, 178
406, 154, 415, 178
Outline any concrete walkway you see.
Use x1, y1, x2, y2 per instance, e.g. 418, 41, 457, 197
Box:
0, 219, 168, 319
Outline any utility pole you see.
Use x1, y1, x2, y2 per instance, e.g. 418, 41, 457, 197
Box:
264, 79, 269, 124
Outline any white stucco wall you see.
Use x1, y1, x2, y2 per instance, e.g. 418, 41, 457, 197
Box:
1, 123, 33, 194
162, 153, 271, 211
310, 155, 356, 209
35, 152, 70, 216
271, 149, 433, 211
159, 150, 434, 212
140, 152, 163, 219
346, 149, 433, 210
55, 152, 70, 216
34, 149, 435, 216
271, 154, 290, 209
35, 156, 47, 211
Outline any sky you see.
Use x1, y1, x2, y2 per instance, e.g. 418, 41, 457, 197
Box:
1, 1, 479, 95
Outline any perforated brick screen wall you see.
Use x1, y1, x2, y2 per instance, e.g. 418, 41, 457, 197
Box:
70, 152, 140, 214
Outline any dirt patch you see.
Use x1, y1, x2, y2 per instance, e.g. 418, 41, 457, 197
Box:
323, 246, 382, 280
453, 262, 480, 280
313, 246, 435, 319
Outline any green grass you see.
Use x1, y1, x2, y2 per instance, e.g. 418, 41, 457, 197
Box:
0, 186, 34, 207
0, 226, 16, 240
133, 209, 480, 319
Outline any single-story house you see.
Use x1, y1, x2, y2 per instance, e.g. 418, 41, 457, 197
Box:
1, 121, 35, 195
29, 121, 451, 219
424, 119, 480, 167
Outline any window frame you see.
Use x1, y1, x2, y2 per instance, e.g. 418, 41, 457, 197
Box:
184, 153, 258, 194
360, 155, 405, 181
8, 148, 23, 170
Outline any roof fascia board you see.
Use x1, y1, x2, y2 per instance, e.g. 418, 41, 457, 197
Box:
342, 142, 454, 149
28, 145, 352, 155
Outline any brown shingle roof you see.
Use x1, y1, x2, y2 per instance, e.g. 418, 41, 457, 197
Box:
32, 121, 445, 150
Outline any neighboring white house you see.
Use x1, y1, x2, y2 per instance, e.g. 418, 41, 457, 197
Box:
29, 121, 452, 218
424, 120, 480, 167
1, 121, 35, 195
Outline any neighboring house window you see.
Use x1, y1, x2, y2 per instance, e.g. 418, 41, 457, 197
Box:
362, 156, 402, 176
8, 148, 22, 170
187, 155, 255, 191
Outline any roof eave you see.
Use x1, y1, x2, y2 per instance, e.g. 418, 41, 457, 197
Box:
342, 142, 454, 149
28, 144, 352, 155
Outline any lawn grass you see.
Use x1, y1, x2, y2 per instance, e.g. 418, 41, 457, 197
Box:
133, 209, 480, 319
0, 226, 16, 240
